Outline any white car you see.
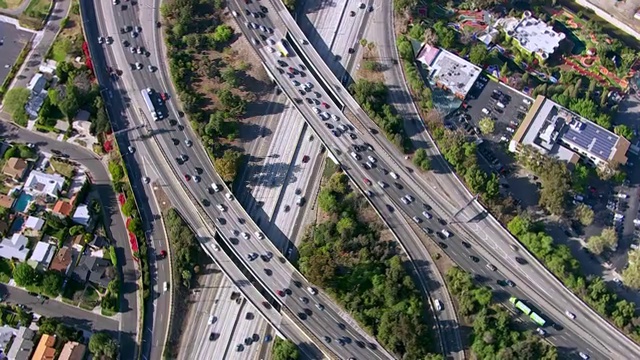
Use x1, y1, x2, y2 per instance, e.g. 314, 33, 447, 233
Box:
216, 204, 226, 212
231, 10, 238, 16
367, 155, 377, 163
434, 299, 442, 311
307, 287, 317, 295
135, 62, 143, 70
98, 36, 105, 44
128, 146, 135, 153
389, 172, 398, 179
350, 152, 361, 160
185, 139, 193, 147
225, 193, 234, 201
143, 177, 150, 184
130, 46, 136, 53
422, 211, 432, 219
401, 197, 410, 205
208, 315, 215, 325
481, 108, 489, 115
441, 229, 451, 238
578, 352, 589, 360
565, 310, 576, 320
523, 98, 532, 105
377, 181, 387, 188
291, 80, 300, 86
260, 25, 267, 32
313, 107, 320, 114
254, 231, 264, 240
405, 194, 414, 202
241, 232, 250, 240
267, 38, 275, 45
148, 65, 155, 72
193, 175, 200, 183
412, 216, 422, 223
213, 244, 220, 251
163, 282, 168, 292
211, 183, 221, 192
331, 114, 339, 121
268, 47, 275, 53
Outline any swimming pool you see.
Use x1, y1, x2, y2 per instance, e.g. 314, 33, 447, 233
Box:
12, 193, 33, 213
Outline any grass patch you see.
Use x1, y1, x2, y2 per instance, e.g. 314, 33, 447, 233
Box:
101, 307, 116, 317
79, 287, 100, 310
23, 0, 50, 20
49, 158, 75, 178
0, 0, 23, 9
321, 161, 339, 181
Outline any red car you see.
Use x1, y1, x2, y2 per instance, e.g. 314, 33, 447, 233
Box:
158, 250, 167, 258
321, 102, 329, 109
184, 174, 191, 181
276, 290, 285, 297
160, 92, 168, 101
363, 178, 372, 186
302, 155, 310, 163
262, 301, 271, 308
288, 67, 297, 74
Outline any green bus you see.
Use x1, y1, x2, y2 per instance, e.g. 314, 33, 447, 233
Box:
509, 297, 546, 327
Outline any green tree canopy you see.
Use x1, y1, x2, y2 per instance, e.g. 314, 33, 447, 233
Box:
13, 262, 39, 287
88, 332, 118, 359
213, 149, 243, 183
478, 117, 495, 134
272, 338, 300, 360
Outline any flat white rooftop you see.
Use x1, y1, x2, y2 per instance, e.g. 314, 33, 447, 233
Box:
505, 11, 565, 59
423, 48, 481, 98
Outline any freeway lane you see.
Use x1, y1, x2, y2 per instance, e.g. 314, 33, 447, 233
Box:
261, 0, 640, 357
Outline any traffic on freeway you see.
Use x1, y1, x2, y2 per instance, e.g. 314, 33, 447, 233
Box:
235, 1, 640, 359
89, 0, 392, 359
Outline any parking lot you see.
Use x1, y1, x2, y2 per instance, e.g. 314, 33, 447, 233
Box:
0, 21, 33, 86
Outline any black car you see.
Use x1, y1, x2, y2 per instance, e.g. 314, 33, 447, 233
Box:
298, 89, 305, 96
394, 182, 403, 190
325, 123, 334, 129
438, 218, 447, 225
209, 333, 217, 341
461, 241, 471, 248
298, 312, 307, 320
469, 255, 480, 262
422, 203, 432, 210
277, 60, 288, 67
386, 204, 394, 212
349, 133, 357, 140
324, 336, 331, 343
352, 144, 361, 152
423, 227, 433, 234
438, 242, 448, 249
306, 98, 313, 104
363, 142, 374, 151
337, 323, 346, 330
260, 5, 268, 12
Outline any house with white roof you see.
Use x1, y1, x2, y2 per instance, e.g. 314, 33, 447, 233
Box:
23, 216, 44, 232
27, 242, 54, 271
72, 204, 90, 226
23, 171, 65, 198
0, 234, 29, 262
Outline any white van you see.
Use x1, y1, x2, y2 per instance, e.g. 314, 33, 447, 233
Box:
496, 102, 505, 109
163, 282, 168, 292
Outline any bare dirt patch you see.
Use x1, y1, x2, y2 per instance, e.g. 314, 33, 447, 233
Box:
151, 182, 172, 213
355, 48, 386, 83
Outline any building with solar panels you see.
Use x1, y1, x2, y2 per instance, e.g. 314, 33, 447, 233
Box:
509, 95, 630, 169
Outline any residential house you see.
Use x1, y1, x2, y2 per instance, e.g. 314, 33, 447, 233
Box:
0, 234, 29, 262
67, 174, 86, 198
0, 194, 15, 210
88, 236, 107, 251
6, 326, 35, 360
0, 325, 16, 353
23, 216, 44, 232
72, 255, 113, 288
58, 341, 86, 360
2, 158, 28, 181
23, 172, 65, 199
52, 199, 74, 218
71, 204, 90, 227
49, 247, 73, 274
27, 242, 54, 271
31, 334, 55, 360
27, 74, 46, 95
69, 234, 84, 252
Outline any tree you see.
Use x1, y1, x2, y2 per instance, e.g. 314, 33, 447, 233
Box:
478, 117, 495, 134
212, 24, 233, 44
336, 216, 357, 238
412, 148, 431, 171
397, 35, 414, 61
614, 124, 634, 140
571, 163, 590, 193
317, 189, 339, 213
469, 44, 489, 65
89, 332, 118, 359
42, 271, 63, 297
273, 338, 300, 360
586, 227, 618, 254
58, 85, 81, 121
38, 317, 59, 334
574, 203, 595, 226
214, 150, 243, 183
13, 262, 39, 287
221, 67, 238, 87
56, 61, 75, 83
507, 215, 531, 237
4, 87, 31, 117
623, 249, 640, 289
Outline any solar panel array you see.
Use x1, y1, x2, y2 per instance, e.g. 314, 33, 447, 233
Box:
560, 113, 619, 161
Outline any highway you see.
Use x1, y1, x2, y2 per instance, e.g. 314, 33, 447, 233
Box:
82, 0, 398, 358
81, 2, 172, 359
261, 0, 640, 358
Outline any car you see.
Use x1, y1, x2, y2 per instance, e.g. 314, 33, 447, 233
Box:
394, 182, 403, 190
422, 211, 432, 219
365, 190, 373, 197
255, 231, 264, 239
143, 177, 150, 184
367, 155, 377, 163
98, 36, 105, 44
321, 102, 330, 108
247, 253, 258, 261
378, 181, 387, 188
136, 62, 143, 70
337, 339, 345, 346
536, 327, 546, 336
315, 303, 325, 311
578, 352, 589, 360
276, 290, 285, 297
193, 175, 201, 183
461, 241, 471, 248
363, 178, 372, 186
231, 10, 238, 16
423, 227, 433, 234
236, 344, 244, 352
302, 155, 310, 163
185, 139, 193, 147
469, 255, 480, 262
565, 310, 576, 319
505, 280, 516, 287
349, 133, 357, 140
486, 263, 497, 271
209, 332, 217, 341
412, 216, 422, 223
324, 336, 331, 343
349, 10, 356, 16
350, 152, 361, 160
216, 204, 226, 212
158, 250, 167, 259
130, 46, 136, 53
132, 31, 139, 38
299, 296, 309, 304
389, 172, 399, 179
208, 315, 215, 325
225, 193, 234, 201
128, 146, 135, 153
481, 108, 490, 115
307, 287, 317, 295
241, 232, 250, 240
